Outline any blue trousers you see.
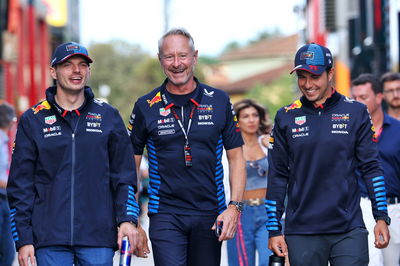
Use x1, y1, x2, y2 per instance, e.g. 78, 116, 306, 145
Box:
227, 204, 272, 266
0, 198, 15, 266
35, 246, 114, 266
149, 213, 222, 266
285, 227, 369, 266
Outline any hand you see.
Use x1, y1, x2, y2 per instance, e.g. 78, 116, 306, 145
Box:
260, 134, 270, 148
18, 244, 36, 266
268, 235, 288, 257
374, 220, 390, 248
118, 222, 141, 254
133, 225, 150, 258
211, 205, 239, 242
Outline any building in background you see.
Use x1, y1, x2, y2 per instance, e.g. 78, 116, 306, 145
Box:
301, 0, 400, 96
0, 0, 80, 115
206, 34, 298, 102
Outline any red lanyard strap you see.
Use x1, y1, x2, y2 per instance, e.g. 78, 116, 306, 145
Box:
168, 99, 198, 167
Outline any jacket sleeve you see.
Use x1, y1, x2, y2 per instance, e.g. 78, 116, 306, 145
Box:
7, 114, 37, 250
221, 95, 244, 150
128, 100, 147, 155
109, 108, 139, 226
356, 106, 388, 219
265, 111, 289, 237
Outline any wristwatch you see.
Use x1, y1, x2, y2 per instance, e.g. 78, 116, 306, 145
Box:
376, 216, 391, 225
228, 201, 244, 213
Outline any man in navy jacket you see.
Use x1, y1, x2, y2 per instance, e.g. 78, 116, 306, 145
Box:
7, 42, 143, 266
266, 43, 390, 265
352, 73, 400, 266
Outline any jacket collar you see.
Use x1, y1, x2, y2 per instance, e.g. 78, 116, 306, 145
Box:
46, 86, 94, 115
159, 77, 203, 108
300, 89, 341, 111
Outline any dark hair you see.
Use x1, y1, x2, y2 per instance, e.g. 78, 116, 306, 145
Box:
381, 72, 400, 84
351, 73, 382, 94
0, 101, 16, 128
233, 99, 271, 135
326, 66, 332, 74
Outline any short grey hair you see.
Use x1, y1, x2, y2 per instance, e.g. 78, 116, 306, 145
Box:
158, 28, 195, 55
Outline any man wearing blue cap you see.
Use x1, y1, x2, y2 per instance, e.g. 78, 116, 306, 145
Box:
7, 42, 146, 266
265, 43, 390, 265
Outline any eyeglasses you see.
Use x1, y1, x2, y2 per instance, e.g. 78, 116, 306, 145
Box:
383, 88, 400, 95
248, 161, 267, 176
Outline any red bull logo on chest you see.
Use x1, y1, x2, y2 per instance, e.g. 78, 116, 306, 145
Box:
32, 101, 51, 114
147, 92, 162, 107
285, 100, 302, 112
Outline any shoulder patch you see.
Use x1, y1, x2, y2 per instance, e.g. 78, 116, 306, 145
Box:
284, 99, 302, 112
32, 100, 51, 114
147, 92, 162, 107
344, 97, 355, 103
204, 88, 214, 97
94, 98, 105, 106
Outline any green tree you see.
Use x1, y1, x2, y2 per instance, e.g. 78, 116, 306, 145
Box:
88, 40, 147, 121
246, 74, 297, 120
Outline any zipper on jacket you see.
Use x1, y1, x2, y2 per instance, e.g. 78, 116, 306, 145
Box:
70, 115, 81, 245
71, 132, 75, 245
181, 106, 184, 123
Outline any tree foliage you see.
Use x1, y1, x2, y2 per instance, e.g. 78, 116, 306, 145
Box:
246, 74, 297, 120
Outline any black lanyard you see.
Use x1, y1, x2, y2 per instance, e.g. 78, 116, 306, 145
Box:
165, 99, 199, 167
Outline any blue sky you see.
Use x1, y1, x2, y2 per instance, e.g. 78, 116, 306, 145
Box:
80, 0, 303, 56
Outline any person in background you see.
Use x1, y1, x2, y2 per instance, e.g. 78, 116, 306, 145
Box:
0, 101, 16, 266
7, 42, 144, 266
266, 43, 390, 265
227, 99, 272, 266
351, 73, 400, 266
381, 72, 400, 120
128, 28, 246, 266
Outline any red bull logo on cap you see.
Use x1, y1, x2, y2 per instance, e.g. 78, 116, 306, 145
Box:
32, 100, 51, 114
147, 92, 162, 107
284, 100, 302, 112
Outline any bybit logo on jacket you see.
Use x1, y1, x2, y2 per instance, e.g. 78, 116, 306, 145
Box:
86, 112, 102, 133
331, 113, 350, 134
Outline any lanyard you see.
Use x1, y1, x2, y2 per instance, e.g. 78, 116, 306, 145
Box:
166, 99, 199, 167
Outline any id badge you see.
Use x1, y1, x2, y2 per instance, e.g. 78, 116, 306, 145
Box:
184, 143, 192, 167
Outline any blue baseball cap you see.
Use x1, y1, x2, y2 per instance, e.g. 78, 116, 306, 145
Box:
51, 42, 93, 66
290, 43, 333, 75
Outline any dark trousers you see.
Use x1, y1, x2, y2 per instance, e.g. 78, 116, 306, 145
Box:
0, 197, 15, 266
149, 213, 222, 266
285, 227, 369, 266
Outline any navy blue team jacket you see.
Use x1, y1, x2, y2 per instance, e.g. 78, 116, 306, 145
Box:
7, 86, 139, 250
128, 78, 243, 216
266, 91, 388, 237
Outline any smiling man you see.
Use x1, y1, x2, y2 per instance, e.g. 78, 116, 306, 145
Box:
352, 73, 400, 266
128, 28, 246, 266
266, 43, 390, 265
7, 42, 144, 266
